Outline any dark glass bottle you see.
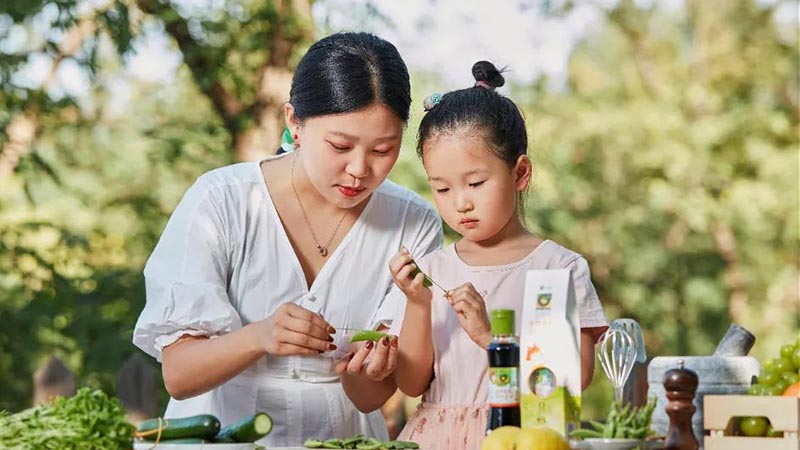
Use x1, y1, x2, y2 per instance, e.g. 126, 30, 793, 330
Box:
486, 309, 521, 433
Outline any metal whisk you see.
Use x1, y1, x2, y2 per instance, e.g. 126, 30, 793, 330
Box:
597, 326, 637, 403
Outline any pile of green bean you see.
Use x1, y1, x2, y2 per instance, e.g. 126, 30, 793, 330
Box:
570, 397, 657, 440
304, 434, 419, 449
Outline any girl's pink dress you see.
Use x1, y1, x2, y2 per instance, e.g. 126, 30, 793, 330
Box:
394, 240, 608, 450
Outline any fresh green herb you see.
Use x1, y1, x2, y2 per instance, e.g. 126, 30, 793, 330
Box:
0, 387, 135, 450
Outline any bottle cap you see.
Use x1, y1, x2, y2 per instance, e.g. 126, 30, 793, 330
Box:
490, 309, 515, 336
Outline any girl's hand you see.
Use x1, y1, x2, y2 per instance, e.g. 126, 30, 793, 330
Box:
255, 303, 336, 356
334, 335, 398, 382
388, 247, 432, 305
446, 283, 492, 349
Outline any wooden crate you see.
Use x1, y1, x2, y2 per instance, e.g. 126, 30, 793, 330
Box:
704, 395, 799, 450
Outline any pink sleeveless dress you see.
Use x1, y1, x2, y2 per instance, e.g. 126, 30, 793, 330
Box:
394, 241, 608, 450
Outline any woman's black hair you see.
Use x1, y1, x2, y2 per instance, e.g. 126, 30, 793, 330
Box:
289, 32, 411, 122
417, 61, 527, 165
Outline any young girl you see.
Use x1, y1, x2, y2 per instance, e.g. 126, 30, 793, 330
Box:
388, 61, 609, 450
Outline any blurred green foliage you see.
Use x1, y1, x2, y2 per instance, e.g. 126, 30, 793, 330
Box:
0, 0, 797, 423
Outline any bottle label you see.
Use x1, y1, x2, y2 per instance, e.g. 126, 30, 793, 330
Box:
488, 367, 519, 407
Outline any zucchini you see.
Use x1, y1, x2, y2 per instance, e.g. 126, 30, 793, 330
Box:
136, 414, 220, 441
155, 438, 210, 444
215, 412, 273, 442
349, 330, 388, 343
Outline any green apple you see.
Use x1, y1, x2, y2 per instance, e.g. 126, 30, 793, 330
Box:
740, 417, 769, 437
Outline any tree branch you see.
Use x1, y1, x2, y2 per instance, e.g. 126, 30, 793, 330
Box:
712, 221, 747, 324
0, 9, 101, 178
134, 0, 245, 132
235, 0, 313, 161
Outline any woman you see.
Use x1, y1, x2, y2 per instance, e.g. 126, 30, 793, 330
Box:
133, 32, 442, 445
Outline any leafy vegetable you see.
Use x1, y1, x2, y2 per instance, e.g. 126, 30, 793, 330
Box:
570, 397, 657, 440
0, 387, 134, 450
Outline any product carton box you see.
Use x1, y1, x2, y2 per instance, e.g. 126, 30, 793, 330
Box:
520, 269, 582, 437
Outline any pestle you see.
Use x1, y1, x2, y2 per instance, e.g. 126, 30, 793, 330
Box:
712, 324, 755, 357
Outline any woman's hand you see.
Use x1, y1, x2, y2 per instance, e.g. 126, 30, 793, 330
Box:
335, 335, 398, 382
254, 303, 336, 356
388, 247, 432, 305
446, 282, 492, 349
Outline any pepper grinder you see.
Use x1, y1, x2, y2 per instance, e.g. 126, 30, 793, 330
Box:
663, 360, 699, 450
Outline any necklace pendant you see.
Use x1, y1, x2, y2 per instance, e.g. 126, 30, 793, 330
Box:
318, 246, 328, 257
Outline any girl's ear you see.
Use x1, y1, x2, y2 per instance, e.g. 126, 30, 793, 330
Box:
284, 103, 301, 145
514, 155, 533, 191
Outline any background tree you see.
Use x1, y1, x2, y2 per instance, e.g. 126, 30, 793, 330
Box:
0, 0, 796, 419
0, 0, 314, 411
522, 0, 798, 357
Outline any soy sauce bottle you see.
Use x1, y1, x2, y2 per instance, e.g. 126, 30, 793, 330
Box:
486, 309, 521, 433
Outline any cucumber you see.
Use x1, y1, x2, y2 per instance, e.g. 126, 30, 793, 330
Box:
215, 412, 273, 442
349, 330, 388, 343
156, 438, 210, 444
137, 414, 220, 441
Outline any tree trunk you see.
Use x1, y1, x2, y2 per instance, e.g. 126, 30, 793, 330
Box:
712, 221, 747, 324
136, 0, 314, 162
0, 111, 38, 178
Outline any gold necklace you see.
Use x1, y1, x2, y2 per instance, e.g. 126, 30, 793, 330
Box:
290, 152, 348, 257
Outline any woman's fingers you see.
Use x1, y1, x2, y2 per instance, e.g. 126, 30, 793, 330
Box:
365, 336, 391, 379
279, 329, 335, 353
346, 341, 374, 375
385, 336, 399, 373
282, 303, 334, 334
281, 315, 333, 342
275, 343, 327, 356
342, 336, 398, 381
333, 352, 356, 375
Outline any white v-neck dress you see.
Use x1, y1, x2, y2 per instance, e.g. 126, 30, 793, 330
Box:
132, 157, 443, 446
